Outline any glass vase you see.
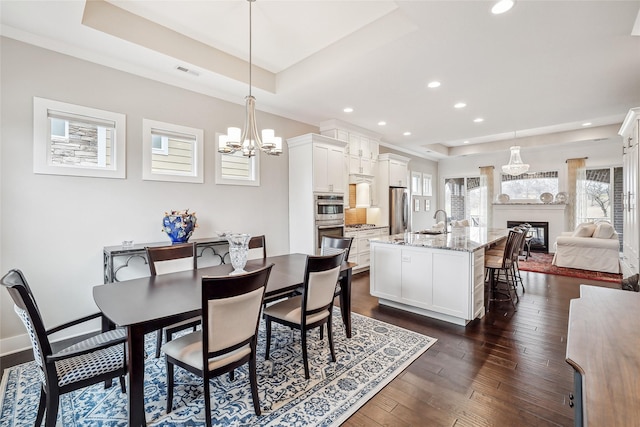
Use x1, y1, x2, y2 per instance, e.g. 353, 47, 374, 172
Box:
227, 233, 251, 275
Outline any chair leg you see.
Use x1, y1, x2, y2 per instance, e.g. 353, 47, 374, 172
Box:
301, 329, 310, 379
119, 375, 126, 393
166, 361, 174, 414
327, 318, 336, 362
35, 385, 46, 426
319, 323, 324, 340
229, 370, 235, 381
248, 354, 261, 416
203, 375, 212, 427
264, 318, 272, 361
155, 329, 163, 358
44, 389, 59, 427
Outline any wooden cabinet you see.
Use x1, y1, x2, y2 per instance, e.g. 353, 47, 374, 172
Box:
370, 241, 485, 325
620, 108, 640, 277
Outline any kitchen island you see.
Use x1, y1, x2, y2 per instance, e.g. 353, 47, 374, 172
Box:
370, 227, 508, 326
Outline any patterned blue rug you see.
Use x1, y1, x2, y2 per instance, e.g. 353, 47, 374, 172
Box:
0, 310, 436, 426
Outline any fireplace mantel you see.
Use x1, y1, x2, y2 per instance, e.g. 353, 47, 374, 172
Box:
493, 203, 568, 253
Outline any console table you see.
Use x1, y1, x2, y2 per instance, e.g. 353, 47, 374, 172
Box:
566, 285, 640, 426
103, 237, 228, 283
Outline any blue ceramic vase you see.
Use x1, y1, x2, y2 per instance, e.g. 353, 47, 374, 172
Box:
163, 212, 197, 243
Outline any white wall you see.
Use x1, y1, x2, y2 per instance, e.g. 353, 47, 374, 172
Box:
0, 38, 316, 354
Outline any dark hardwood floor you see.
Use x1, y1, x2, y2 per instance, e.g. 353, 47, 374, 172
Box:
1, 269, 620, 426
344, 270, 619, 427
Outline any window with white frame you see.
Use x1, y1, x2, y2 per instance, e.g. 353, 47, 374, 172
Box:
215, 133, 260, 186
500, 171, 559, 200
142, 119, 203, 183
33, 97, 126, 179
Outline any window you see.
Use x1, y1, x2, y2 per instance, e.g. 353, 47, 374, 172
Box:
142, 119, 203, 183
500, 171, 559, 200
578, 167, 622, 224
215, 133, 260, 186
33, 97, 126, 178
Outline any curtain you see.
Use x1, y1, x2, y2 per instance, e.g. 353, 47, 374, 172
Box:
567, 158, 586, 230
479, 166, 494, 227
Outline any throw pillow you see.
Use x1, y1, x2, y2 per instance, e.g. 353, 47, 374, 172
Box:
592, 221, 615, 239
572, 222, 596, 238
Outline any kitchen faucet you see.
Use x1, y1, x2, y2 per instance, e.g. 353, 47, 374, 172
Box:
433, 209, 448, 233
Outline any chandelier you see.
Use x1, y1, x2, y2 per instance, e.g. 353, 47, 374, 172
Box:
501, 146, 529, 176
218, 0, 281, 157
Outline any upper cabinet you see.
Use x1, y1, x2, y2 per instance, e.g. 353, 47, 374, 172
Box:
287, 133, 347, 194
379, 153, 409, 187
320, 119, 380, 176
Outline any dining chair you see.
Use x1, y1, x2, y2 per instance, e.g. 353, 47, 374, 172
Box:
320, 236, 353, 327
1, 269, 127, 427
264, 251, 345, 379
146, 242, 200, 358
248, 234, 267, 260
162, 264, 274, 426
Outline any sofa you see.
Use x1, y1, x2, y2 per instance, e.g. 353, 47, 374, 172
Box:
552, 221, 621, 274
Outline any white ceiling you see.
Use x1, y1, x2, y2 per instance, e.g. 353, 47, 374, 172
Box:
2, 0, 640, 160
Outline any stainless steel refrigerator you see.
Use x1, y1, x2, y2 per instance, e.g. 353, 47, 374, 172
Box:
389, 186, 408, 235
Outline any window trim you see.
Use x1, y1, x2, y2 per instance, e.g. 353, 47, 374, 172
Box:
142, 119, 204, 184
33, 97, 126, 179
215, 132, 260, 187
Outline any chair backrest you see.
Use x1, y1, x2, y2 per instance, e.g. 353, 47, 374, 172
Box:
201, 264, 273, 358
247, 235, 267, 260
1, 269, 51, 383
501, 229, 523, 268
321, 236, 353, 259
146, 242, 197, 276
301, 252, 345, 316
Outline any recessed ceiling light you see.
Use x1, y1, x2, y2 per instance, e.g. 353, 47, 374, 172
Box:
463, 140, 470, 144
582, 122, 592, 126
343, 107, 354, 113
378, 121, 386, 126
403, 131, 411, 136
427, 81, 441, 89
492, 0, 514, 14
473, 118, 484, 123
454, 102, 467, 109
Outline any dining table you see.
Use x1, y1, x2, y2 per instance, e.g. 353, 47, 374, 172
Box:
93, 252, 354, 427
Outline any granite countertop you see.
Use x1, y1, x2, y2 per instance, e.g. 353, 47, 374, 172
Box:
344, 225, 389, 232
370, 227, 508, 252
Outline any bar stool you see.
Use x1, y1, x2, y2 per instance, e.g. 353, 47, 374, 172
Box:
485, 229, 522, 310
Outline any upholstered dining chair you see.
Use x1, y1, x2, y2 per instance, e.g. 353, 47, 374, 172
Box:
248, 234, 267, 260
162, 264, 273, 426
320, 236, 353, 328
146, 242, 200, 358
264, 251, 345, 379
1, 269, 127, 427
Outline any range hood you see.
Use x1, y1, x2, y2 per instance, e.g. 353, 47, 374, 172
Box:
350, 174, 373, 208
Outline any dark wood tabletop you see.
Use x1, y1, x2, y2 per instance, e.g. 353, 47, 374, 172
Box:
566, 285, 640, 426
93, 252, 353, 426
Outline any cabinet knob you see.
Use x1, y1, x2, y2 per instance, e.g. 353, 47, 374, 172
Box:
569, 401, 574, 408
569, 393, 574, 400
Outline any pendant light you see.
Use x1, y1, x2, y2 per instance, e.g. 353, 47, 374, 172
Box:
218, 0, 281, 157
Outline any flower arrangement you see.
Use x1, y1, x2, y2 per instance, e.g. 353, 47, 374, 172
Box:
162, 209, 198, 243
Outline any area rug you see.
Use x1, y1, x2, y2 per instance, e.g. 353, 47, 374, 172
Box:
518, 252, 622, 284
0, 310, 436, 426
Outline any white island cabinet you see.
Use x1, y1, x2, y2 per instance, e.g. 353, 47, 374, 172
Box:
370, 228, 507, 326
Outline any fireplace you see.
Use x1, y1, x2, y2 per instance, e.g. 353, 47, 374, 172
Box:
507, 221, 549, 253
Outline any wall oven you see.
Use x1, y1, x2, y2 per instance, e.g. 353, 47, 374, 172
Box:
315, 193, 345, 222
314, 193, 345, 251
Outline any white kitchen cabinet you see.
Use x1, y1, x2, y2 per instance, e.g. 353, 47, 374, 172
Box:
377, 153, 410, 227
312, 142, 346, 194
287, 134, 348, 255
620, 108, 640, 277
346, 227, 389, 272
319, 119, 380, 177
370, 241, 485, 325
389, 159, 408, 187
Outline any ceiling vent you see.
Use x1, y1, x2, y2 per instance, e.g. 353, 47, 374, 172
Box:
176, 66, 200, 77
